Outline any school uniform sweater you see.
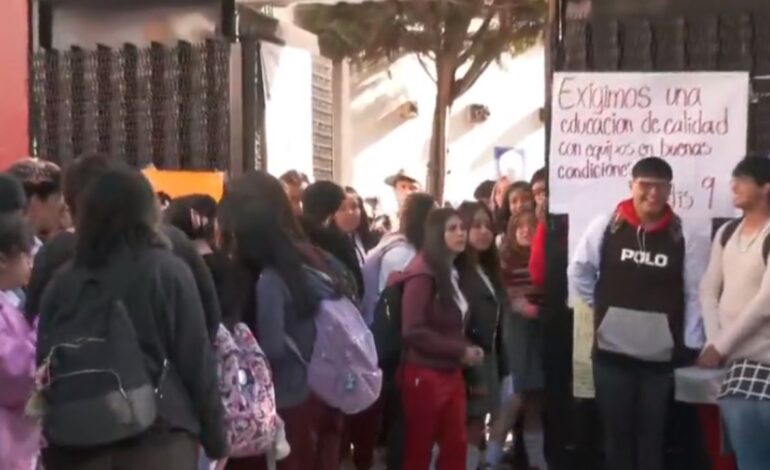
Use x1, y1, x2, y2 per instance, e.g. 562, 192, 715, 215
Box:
398, 254, 470, 371
568, 200, 707, 363
700, 220, 770, 364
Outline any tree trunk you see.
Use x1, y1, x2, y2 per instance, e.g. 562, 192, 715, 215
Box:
427, 55, 454, 202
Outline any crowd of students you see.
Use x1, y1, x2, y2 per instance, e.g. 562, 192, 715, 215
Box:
0, 155, 552, 470
1, 151, 770, 470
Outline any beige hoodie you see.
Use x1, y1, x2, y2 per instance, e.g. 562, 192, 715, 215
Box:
700, 221, 770, 363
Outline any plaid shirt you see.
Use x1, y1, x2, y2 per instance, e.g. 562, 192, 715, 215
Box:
719, 359, 770, 401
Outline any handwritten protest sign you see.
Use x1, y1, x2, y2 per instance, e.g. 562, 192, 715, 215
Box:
549, 72, 749, 254
550, 72, 749, 397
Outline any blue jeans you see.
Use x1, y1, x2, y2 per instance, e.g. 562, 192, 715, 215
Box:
719, 397, 770, 470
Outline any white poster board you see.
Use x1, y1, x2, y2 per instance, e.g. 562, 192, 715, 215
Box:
549, 71, 749, 255
261, 42, 313, 179
549, 72, 749, 398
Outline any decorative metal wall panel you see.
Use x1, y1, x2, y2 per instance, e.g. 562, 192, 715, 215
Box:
312, 54, 335, 182
653, 18, 686, 71
589, 19, 619, 71
31, 38, 231, 171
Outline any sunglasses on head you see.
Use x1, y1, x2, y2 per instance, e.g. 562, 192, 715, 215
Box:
23, 181, 61, 200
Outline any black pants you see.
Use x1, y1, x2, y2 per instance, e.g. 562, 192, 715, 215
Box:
594, 359, 672, 470
42, 429, 198, 470
542, 307, 575, 470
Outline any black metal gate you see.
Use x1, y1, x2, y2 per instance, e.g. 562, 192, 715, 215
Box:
556, 12, 770, 154
542, 5, 770, 469
31, 38, 232, 171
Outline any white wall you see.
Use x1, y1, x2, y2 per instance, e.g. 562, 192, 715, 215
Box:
341, 46, 546, 211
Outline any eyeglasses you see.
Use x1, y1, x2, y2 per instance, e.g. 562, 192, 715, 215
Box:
635, 179, 672, 193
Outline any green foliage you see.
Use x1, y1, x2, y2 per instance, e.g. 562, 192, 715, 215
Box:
296, 0, 547, 197
296, 0, 547, 79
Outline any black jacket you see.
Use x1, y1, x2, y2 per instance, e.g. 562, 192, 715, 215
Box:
37, 246, 227, 458
462, 267, 510, 386
26, 225, 222, 339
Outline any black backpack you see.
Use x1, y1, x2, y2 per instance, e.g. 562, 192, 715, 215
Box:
39, 256, 164, 447
719, 218, 770, 264
370, 280, 406, 378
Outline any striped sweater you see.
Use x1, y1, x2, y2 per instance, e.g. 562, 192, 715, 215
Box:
501, 247, 544, 308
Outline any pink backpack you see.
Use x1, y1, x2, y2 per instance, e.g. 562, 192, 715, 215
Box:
286, 270, 382, 415
214, 323, 278, 457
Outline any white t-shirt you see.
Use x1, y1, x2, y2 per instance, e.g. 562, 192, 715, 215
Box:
378, 244, 417, 292
452, 267, 469, 320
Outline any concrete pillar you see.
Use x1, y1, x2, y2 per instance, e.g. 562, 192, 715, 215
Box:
333, 59, 352, 186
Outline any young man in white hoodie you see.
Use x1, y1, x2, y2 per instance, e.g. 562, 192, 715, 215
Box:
699, 155, 770, 470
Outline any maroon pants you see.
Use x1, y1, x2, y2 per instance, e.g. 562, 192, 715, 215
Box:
341, 399, 383, 470
699, 405, 737, 470
401, 363, 467, 470
230, 393, 343, 470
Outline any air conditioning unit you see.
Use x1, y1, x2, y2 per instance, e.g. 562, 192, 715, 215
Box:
399, 101, 419, 119
469, 104, 490, 123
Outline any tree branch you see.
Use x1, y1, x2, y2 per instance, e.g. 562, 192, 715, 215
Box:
452, 36, 501, 101
416, 53, 437, 83
442, 0, 478, 55
457, 9, 495, 65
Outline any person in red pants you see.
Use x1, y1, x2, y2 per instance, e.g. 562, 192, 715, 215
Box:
396, 208, 484, 470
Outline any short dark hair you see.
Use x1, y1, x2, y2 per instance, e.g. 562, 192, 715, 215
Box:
632, 157, 673, 181
0, 212, 34, 257
64, 153, 127, 217
732, 156, 770, 187
473, 180, 496, 201
530, 168, 546, 186
0, 174, 27, 214
302, 181, 345, 224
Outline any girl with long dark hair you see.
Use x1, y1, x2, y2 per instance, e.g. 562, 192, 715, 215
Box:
332, 185, 382, 470
397, 208, 482, 470
218, 184, 344, 470
333, 187, 378, 265
38, 168, 226, 468
456, 201, 511, 469
301, 181, 363, 298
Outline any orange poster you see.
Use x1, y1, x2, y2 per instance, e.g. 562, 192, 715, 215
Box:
142, 168, 225, 201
